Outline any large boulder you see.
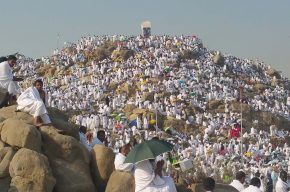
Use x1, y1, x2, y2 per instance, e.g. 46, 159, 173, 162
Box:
41, 67, 57, 77
181, 50, 198, 60
91, 145, 115, 192
40, 126, 95, 192
0, 105, 33, 124
105, 171, 135, 192
47, 107, 79, 140
119, 83, 136, 97
208, 100, 224, 110
267, 68, 281, 79
0, 88, 9, 108
253, 83, 267, 92
0, 118, 41, 152
108, 82, 119, 91
164, 117, 186, 132
230, 102, 251, 114
0, 106, 79, 140
123, 104, 137, 117
0, 147, 15, 178
213, 53, 224, 65
111, 48, 135, 61
141, 92, 154, 102
9, 148, 56, 192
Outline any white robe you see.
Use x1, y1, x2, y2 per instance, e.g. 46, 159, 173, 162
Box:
143, 117, 149, 129
241, 185, 261, 192
134, 160, 177, 192
17, 87, 51, 124
114, 153, 134, 172
275, 177, 289, 192
230, 179, 244, 192
0, 61, 20, 95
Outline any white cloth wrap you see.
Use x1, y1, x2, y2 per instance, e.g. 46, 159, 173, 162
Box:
17, 87, 51, 124
0, 61, 20, 95
114, 153, 134, 172
134, 160, 177, 192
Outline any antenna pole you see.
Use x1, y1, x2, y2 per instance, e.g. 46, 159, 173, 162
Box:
240, 86, 244, 167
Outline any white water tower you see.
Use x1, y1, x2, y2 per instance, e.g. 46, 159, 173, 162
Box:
141, 21, 151, 37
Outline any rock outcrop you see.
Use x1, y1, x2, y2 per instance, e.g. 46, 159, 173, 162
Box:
40, 126, 95, 192
9, 148, 56, 192
46, 107, 79, 140
0, 118, 41, 152
0, 105, 33, 125
213, 53, 224, 65
105, 171, 135, 192
91, 145, 115, 192
0, 105, 98, 192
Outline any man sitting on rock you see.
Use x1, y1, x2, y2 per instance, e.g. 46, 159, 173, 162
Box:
114, 143, 134, 172
0, 55, 23, 104
16, 79, 51, 126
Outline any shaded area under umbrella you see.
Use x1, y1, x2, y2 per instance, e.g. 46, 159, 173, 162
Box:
124, 139, 173, 164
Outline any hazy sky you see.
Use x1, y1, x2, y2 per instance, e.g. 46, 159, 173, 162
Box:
1, 0, 290, 77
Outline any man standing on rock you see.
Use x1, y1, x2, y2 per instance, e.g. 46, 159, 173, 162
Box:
0, 55, 23, 104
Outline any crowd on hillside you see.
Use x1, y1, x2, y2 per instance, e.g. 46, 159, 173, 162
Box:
1, 35, 290, 191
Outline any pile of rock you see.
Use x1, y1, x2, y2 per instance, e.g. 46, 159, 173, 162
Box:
0, 104, 201, 192
0, 105, 119, 192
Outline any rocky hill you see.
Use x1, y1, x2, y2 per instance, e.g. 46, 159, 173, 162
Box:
0, 104, 192, 192
1, 35, 290, 191
30, 36, 290, 138
0, 105, 237, 191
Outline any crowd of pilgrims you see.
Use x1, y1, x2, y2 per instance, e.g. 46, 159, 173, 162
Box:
13, 35, 290, 191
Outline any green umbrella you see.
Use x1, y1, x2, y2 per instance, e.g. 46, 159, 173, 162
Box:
124, 139, 173, 164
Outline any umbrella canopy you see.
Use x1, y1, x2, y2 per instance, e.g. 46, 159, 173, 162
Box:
124, 139, 173, 164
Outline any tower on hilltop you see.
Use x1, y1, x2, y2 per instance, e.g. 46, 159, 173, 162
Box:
141, 21, 151, 38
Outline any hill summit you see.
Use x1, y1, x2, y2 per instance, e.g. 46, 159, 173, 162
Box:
1, 35, 290, 191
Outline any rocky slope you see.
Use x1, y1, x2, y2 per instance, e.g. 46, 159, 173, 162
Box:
2, 35, 290, 191
0, 105, 116, 192
0, 103, 240, 191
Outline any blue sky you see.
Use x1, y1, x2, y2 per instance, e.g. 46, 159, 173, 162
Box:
1, 0, 290, 77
